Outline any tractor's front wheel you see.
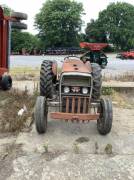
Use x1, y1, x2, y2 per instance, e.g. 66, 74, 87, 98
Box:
1, 75, 12, 90
34, 96, 48, 134
97, 98, 113, 135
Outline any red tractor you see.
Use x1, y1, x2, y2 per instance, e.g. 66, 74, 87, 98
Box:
80, 42, 108, 69
34, 43, 113, 135
0, 6, 27, 90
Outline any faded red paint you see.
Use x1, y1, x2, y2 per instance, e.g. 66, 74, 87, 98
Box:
80, 42, 108, 51
0, 6, 9, 73
50, 112, 100, 121
62, 59, 92, 73
52, 61, 57, 75
0, 68, 7, 76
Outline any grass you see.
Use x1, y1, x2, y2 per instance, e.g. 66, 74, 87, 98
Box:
102, 87, 114, 96
10, 66, 134, 82
101, 87, 134, 108
0, 88, 36, 133
10, 67, 40, 80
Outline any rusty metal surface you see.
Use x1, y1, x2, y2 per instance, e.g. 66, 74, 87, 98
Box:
83, 98, 87, 113
0, 6, 9, 73
62, 96, 90, 114
50, 112, 99, 121
62, 59, 92, 73
66, 97, 69, 113
80, 42, 108, 51
77, 97, 81, 113
0, 68, 7, 76
52, 61, 57, 76
0, 6, 19, 78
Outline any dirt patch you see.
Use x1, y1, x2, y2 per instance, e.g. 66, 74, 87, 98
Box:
75, 137, 89, 143
0, 143, 24, 180
0, 89, 36, 133
41, 150, 66, 161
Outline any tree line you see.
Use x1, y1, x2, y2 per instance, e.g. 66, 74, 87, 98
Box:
2, 0, 134, 53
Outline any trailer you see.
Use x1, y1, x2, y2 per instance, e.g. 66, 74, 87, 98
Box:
0, 6, 27, 90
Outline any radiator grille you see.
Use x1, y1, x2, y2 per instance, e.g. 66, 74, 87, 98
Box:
62, 96, 89, 113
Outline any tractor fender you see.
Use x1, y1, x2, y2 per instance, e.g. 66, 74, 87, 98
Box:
85, 61, 92, 72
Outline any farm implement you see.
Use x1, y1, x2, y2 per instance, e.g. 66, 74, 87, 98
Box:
0, 6, 27, 90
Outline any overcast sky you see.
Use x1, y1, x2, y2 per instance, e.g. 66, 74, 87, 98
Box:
0, 0, 134, 34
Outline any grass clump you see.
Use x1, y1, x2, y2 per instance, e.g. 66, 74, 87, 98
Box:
102, 87, 114, 95
0, 88, 36, 133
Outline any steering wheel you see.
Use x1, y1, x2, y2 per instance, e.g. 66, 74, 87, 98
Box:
64, 55, 80, 61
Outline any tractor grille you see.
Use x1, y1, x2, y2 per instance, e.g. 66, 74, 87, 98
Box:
62, 96, 89, 114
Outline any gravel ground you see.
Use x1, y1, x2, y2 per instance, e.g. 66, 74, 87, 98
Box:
0, 106, 134, 180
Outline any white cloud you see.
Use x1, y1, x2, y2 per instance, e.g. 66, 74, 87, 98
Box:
0, 0, 133, 34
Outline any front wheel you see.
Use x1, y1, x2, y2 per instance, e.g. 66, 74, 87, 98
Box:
34, 96, 48, 134
97, 98, 113, 135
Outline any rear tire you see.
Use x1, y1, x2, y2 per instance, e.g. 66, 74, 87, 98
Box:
11, 12, 28, 20
11, 22, 27, 30
91, 63, 102, 100
34, 96, 48, 134
1, 75, 12, 90
40, 60, 53, 98
97, 98, 113, 135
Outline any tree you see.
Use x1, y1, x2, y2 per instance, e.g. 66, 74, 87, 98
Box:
35, 0, 84, 48
97, 2, 134, 50
1, 4, 12, 16
11, 30, 40, 52
85, 19, 107, 43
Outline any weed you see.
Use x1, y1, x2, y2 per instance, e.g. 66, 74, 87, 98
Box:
43, 141, 49, 153
0, 88, 36, 133
105, 144, 113, 155
73, 142, 79, 154
75, 137, 89, 143
95, 142, 99, 154
102, 87, 114, 95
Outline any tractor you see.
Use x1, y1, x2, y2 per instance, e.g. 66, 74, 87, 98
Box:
34, 43, 113, 135
0, 6, 27, 90
80, 42, 108, 69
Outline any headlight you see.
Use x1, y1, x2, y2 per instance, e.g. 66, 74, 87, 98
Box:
64, 86, 70, 93
82, 87, 88, 94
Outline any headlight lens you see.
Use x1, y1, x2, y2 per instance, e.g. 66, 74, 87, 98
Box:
82, 87, 88, 94
64, 86, 70, 93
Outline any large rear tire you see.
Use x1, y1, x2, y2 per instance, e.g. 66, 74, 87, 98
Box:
11, 12, 28, 20
11, 22, 27, 30
34, 96, 48, 134
91, 63, 102, 100
97, 98, 113, 135
40, 60, 53, 98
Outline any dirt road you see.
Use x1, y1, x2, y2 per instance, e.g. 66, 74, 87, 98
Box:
0, 106, 134, 180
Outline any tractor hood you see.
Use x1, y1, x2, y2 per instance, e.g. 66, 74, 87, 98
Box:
62, 59, 92, 74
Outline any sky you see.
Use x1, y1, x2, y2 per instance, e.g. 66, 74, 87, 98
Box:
0, 0, 134, 34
